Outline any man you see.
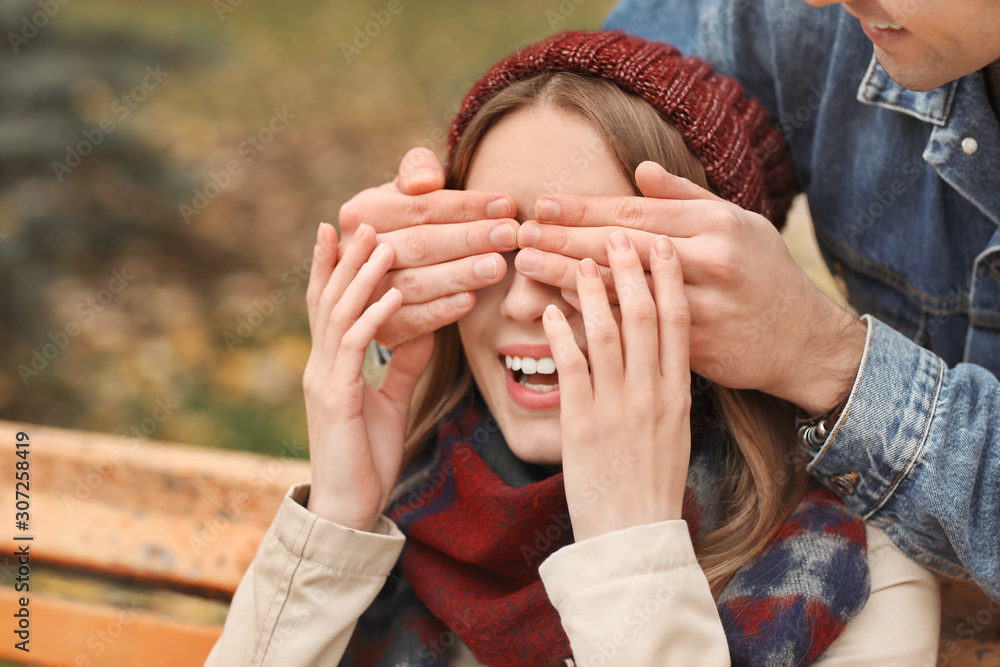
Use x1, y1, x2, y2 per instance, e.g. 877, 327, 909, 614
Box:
336, 0, 1000, 598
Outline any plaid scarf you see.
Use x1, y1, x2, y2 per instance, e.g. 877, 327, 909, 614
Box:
341, 393, 870, 666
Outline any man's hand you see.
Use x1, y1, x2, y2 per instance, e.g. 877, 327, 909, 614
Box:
338, 147, 519, 347
515, 161, 866, 414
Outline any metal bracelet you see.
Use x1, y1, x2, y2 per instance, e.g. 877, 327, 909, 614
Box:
797, 423, 827, 453
796, 400, 846, 453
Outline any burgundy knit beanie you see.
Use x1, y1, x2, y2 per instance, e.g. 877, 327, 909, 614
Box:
447, 30, 797, 227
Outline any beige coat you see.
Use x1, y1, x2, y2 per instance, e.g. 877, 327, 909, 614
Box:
205, 483, 940, 666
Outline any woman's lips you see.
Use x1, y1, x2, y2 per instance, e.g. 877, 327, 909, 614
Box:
497, 344, 561, 410
504, 364, 561, 410
496, 343, 590, 410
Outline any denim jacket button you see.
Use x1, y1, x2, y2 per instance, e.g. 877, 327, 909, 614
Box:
962, 137, 979, 155
828, 472, 859, 495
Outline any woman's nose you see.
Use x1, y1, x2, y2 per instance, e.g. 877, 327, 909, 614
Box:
499, 268, 563, 325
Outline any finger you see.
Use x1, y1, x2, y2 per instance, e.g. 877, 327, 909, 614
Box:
649, 236, 692, 383
560, 289, 581, 312
576, 258, 623, 390
560, 289, 624, 331
326, 242, 397, 353
518, 220, 657, 268
532, 193, 718, 237
306, 222, 339, 335
517, 249, 655, 305
333, 288, 404, 381
517, 249, 607, 295
376, 253, 508, 304
381, 219, 518, 268
342, 188, 517, 235
542, 305, 592, 407
606, 232, 659, 376
395, 147, 446, 195
634, 161, 727, 203
375, 292, 476, 348
377, 332, 435, 411
316, 223, 377, 338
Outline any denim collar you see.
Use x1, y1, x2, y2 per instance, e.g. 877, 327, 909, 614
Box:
857, 53, 1000, 227
856, 54, 958, 126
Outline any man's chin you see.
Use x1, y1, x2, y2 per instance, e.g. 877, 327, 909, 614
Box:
875, 49, 962, 92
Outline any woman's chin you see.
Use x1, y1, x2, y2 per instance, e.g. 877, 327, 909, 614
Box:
474, 379, 564, 464
503, 423, 563, 465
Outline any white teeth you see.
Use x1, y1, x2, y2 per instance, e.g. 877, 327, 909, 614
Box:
868, 21, 902, 30
504, 355, 556, 375
519, 379, 558, 392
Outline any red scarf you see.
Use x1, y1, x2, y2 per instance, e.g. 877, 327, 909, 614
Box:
341, 395, 869, 666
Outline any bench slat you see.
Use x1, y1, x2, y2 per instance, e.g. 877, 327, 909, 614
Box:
0, 587, 221, 666
0, 421, 309, 594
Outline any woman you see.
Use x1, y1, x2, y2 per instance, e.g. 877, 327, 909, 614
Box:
206, 31, 939, 666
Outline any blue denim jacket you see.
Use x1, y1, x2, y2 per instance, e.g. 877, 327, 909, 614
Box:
605, 0, 1000, 597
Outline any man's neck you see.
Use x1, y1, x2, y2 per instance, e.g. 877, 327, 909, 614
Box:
985, 59, 1000, 121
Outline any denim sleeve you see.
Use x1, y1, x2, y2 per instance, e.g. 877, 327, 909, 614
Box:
807, 316, 1000, 600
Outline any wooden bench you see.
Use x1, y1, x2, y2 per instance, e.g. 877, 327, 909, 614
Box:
0, 420, 308, 666
0, 419, 997, 666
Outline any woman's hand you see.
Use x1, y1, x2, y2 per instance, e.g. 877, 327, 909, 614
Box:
302, 222, 434, 532
542, 231, 692, 542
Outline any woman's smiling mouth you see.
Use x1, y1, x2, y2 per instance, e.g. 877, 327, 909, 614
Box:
497, 344, 591, 409
498, 345, 562, 409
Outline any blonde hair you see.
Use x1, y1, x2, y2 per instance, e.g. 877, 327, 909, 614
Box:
403, 72, 809, 596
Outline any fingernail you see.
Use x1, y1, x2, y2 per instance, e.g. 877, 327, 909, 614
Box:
653, 236, 673, 259
451, 292, 471, 308
357, 222, 370, 238
579, 258, 600, 279
545, 304, 565, 321
489, 223, 516, 249
516, 248, 542, 273
487, 198, 512, 219
316, 222, 328, 245
474, 256, 499, 280
517, 222, 540, 247
371, 243, 390, 261
409, 167, 439, 185
609, 231, 630, 252
535, 198, 559, 222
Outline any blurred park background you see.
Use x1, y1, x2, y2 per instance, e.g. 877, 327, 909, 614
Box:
0, 1, 619, 663
0, 0, 627, 455
0, 0, 842, 663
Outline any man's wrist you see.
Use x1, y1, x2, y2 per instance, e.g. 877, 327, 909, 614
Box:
789, 312, 868, 416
